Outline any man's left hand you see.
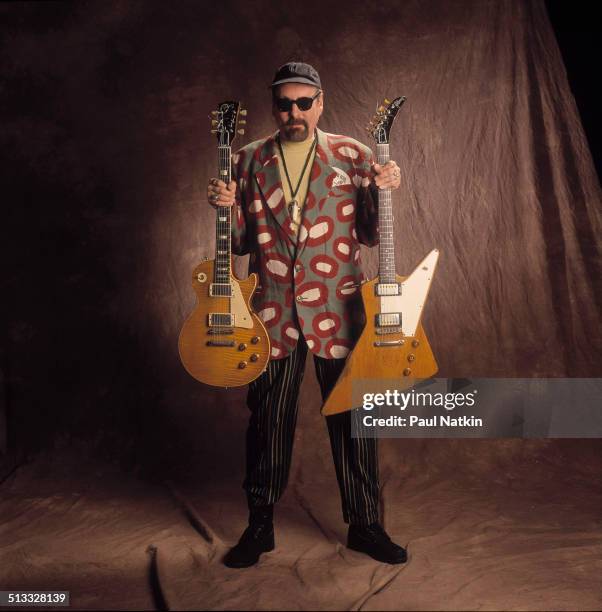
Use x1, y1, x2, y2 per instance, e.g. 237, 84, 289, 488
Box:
372, 160, 401, 190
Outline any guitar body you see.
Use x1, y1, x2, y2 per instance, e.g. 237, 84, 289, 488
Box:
178, 258, 270, 387
321, 97, 440, 415
322, 273, 437, 415
178, 100, 270, 387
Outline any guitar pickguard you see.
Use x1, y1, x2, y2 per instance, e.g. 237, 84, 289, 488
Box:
230, 279, 253, 329
379, 249, 439, 336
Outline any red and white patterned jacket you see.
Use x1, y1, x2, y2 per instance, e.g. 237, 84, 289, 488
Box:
231, 127, 379, 360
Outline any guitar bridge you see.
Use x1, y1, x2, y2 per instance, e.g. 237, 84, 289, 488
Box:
374, 339, 405, 347
210, 283, 233, 297
208, 313, 235, 327
375, 313, 401, 327
375, 326, 402, 335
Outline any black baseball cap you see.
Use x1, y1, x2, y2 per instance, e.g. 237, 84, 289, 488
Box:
270, 62, 322, 89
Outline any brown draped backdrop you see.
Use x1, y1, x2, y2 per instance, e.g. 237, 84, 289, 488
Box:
1, 1, 601, 610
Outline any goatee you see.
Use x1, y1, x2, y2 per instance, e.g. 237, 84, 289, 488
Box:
282, 120, 309, 142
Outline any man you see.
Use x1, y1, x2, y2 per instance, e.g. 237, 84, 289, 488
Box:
207, 62, 406, 567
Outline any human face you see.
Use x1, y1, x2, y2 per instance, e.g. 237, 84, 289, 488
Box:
272, 82, 324, 142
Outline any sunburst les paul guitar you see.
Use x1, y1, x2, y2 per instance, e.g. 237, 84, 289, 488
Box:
322, 97, 439, 415
178, 101, 270, 387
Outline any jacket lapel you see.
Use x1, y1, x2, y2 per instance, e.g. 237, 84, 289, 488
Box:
253, 135, 298, 253
295, 128, 343, 259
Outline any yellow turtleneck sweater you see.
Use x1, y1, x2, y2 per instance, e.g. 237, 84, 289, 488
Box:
276, 134, 316, 234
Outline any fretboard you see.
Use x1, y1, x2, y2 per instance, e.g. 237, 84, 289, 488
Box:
376, 143, 395, 283
214, 145, 232, 284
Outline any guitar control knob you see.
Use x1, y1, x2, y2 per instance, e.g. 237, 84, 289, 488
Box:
250, 353, 259, 362
403, 368, 411, 376
412, 339, 420, 348
238, 361, 247, 369
407, 354, 415, 362
238, 343, 247, 351
251, 336, 260, 344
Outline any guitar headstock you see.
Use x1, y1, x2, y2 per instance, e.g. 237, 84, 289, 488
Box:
210, 101, 247, 146
366, 96, 406, 144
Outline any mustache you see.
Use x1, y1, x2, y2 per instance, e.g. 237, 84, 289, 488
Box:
285, 118, 308, 127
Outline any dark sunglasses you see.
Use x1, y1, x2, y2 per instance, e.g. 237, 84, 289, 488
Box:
274, 90, 321, 112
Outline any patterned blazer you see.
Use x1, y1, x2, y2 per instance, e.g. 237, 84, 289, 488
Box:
231, 127, 379, 360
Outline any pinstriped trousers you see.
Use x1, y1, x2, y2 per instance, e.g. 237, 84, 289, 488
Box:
244, 339, 379, 526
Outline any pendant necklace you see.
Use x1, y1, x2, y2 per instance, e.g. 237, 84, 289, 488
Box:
277, 133, 317, 223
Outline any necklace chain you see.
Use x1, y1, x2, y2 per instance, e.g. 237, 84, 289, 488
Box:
277, 132, 317, 203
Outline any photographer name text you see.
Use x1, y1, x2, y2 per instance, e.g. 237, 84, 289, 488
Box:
362, 414, 483, 428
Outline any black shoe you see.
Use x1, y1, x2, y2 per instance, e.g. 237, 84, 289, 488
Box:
347, 522, 408, 564
223, 507, 275, 568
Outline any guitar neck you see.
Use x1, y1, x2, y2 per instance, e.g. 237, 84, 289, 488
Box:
215, 144, 232, 283
376, 143, 395, 283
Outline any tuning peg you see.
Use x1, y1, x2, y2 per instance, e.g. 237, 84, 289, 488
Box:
383, 98, 391, 105
211, 110, 219, 116
377, 105, 386, 113
238, 119, 246, 125
211, 119, 218, 127
239, 109, 248, 116
237, 129, 245, 135
211, 129, 218, 134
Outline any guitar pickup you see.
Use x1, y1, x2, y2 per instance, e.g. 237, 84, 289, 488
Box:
375, 313, 401, 327
208, 313, 235, 326
375, 283, 401, 296
209, 283, 233, 297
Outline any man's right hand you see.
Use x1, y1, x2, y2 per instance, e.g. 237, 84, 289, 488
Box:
207, 178, 236, 208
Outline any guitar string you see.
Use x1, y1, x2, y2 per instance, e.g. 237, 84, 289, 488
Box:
376, 143, 395, 284
216, 140, 232, 344
216, 142, 224, 343
218, 142, 231, 343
